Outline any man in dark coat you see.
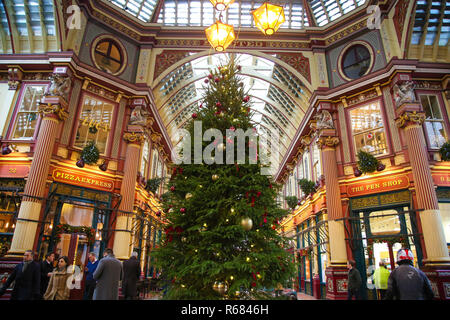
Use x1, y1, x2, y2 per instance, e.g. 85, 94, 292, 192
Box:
0, 250, 41, 300
83, 252, 99, 300
93, 248, 122, 300
122, 251, 141, 300
40, 252, 55, 298
347, 259, 362, 300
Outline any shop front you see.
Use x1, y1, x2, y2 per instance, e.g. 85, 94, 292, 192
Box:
344, 174, 424, 300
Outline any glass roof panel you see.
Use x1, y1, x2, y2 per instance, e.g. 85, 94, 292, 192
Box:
308, 0, 367, 26
107, 0, 158, 22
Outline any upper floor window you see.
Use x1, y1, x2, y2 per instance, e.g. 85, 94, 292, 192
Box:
92, 38, 127, 75
420, 95, 448, 148
349, 102, 388, 156
140, 140, 150, 179
11, 84, 47, 139
342, 44, 371, 80
74, 95, 114, 154
312, 143, 322, 181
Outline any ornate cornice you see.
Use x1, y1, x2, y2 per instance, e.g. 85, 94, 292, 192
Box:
38, 103, 69, 122
123, 132, 146, 145
395, 111, 425, 128
317, 136, 340, 149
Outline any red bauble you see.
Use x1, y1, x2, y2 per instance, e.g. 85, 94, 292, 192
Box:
204, 79, 209, 83
156, 211, 161, 217
99, 162, 108, 171
208, 74, 213, 79
354, 168, 362, 177
192, 113, 197, 119
237, 65, 242, 71
170, 186, 175, 191
243, 96, 250, 102
251, 282, 256, 287
180, 208, 186, 213
215, 77, 220, 83
216, 102, 222, 108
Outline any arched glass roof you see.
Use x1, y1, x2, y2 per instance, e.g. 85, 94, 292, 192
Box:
106, 0, 367, 28
153, 53, 311, 172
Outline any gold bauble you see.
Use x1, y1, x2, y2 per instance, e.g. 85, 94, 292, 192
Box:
213, 282, 219, 292
185, 193, 193, 200
212, 174, 219, 181
241, 217, 253, 231
217, 283, 227, 295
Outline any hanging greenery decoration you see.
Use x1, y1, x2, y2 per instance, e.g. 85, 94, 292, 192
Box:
366, 236, 408, 257
285, 196, 298, 210
357, 150, 379, 174
439, 141, 450, 161
146, 178, 163, 194
88, 125, 98, 134
81, 141, 100, 165
54, 224, 96, 245
298, 179, 316, 196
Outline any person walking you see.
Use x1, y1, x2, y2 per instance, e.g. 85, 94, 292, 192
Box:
122, 251, 141, 300
373, 261, 390, 300
40, 252, 55, 299
347, 259, 362, 300
384, 248, 434, 300
0, 250, 41, 300
83, 252, 99, 300
43, 256, 71, 300
93, 248, 123, 300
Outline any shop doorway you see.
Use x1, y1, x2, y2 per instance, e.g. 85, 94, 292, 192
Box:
348, 204, 423, 300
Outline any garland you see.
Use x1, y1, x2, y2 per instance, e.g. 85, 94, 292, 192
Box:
357, 150, 379, 174
54, 224, 96, 245
439, 141, 450, 161
366, 236, 408, 257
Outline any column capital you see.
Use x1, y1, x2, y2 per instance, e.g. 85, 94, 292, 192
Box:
317, 136, 340, 149
8, 66, 23, 90
38, 103, 69, 122
395, 111, 425, 129
123, 131, 145, 145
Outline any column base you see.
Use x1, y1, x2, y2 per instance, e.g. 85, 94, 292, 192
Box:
325, 265, 348, 300
312, 274, 321, 299
421, 264, 450, 300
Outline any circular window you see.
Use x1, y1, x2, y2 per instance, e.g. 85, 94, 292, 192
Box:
341, 44, 371, 79
92, 37, 126, 75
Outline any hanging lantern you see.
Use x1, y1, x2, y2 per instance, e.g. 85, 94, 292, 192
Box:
252, 3, 285, 36
209, 0, 235, 11
205, 20, 236, 52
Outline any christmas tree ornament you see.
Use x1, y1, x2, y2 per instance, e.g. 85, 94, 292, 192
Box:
180, 207, 186, 213
237, 65, 242, 71
233, 118, 239, 123
216, 101, 222, 108
354, 167, 362, 177
246, 257, 251, 262
241, 217, 253, 231
230, 207, 235, 214
99, 161, 108, 171
168, 208, 173, 213
208, 74, 213, 79
215, 77, 220, 83
377, 162, 386, 171
217, 283, 227, 295
243, 96, 250, 102
181, 237, 187, 243
204, 79, 209, 83
170, 186, 176, 191
185, 193, 193, 200
212, 174, 219, 181
192, 113, 198, 119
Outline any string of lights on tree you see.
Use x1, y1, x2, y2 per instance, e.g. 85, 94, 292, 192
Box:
205, 0, 286, 51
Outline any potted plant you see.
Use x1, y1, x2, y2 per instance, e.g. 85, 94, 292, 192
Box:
146, 178, 163, 194
298, 178, 316, 197
439, 141, 450, 161
285, 196, 298, 211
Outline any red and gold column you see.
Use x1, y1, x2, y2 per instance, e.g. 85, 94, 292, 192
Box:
318, 132, 348, 300
396, 105, 450, 299
7, 101, 68, 257
113, 131, 145, 260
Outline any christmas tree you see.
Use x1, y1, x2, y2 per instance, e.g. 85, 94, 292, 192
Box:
152, 58, 296, 300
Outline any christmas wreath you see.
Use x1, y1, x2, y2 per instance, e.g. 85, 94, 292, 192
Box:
81, 141, 100, 165
54, 224, 96, 245
357, 150, 379, 174
439, 141, 450, 161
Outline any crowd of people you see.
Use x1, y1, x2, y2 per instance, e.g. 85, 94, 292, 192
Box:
347, 248, 435, 300
0, 248, 142, 300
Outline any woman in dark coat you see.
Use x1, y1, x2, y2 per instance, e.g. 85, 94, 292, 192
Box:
122, 251, 141, 299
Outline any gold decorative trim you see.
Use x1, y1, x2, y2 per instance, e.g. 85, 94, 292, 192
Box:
38, 103, 69, 122
395, 111, 425, 128
317, 136, 340, 149
123, 132, 145, 144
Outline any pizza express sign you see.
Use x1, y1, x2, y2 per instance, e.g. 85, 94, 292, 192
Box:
347, 175, 410, 197
52, 168, 114, 192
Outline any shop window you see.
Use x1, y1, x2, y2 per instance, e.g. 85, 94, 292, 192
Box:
11, 84, 47, 139
420, 95, 448, 148
349, 102, 388, 156
140, 140, 150, 179
74, 95, 114, 154
93, 39, 125, 75
342, 44, 371, 79
369, 209, 401, 235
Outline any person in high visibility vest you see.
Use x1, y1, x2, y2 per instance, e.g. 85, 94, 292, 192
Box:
373, 261, 390, 300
